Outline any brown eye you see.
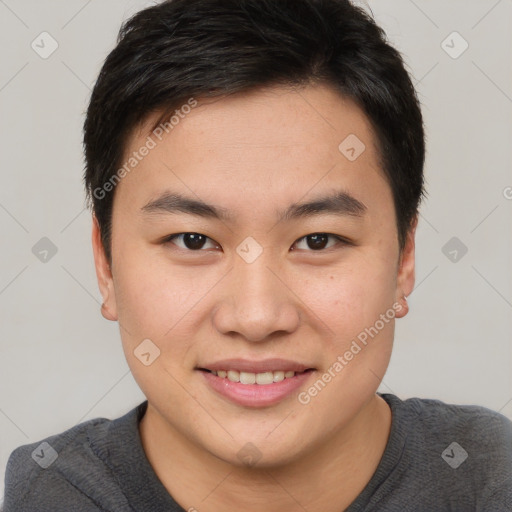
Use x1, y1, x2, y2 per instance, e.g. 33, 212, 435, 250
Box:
165, 233, 219, 251
305, 234, 329, 250
292, 233, 348, 251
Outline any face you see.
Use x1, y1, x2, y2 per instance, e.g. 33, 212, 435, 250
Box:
93, 84, 416, 467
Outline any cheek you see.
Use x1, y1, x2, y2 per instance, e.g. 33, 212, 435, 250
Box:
112, 244, 223, 350
111, 245, 190, 339
114, 266, 172, 335
112, 252, 202, 393
291, 254, 397, 337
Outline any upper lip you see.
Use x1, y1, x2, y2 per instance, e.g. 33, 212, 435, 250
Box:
197, 358, 315, 374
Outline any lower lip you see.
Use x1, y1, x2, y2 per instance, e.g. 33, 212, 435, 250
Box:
199, 370, 314, 408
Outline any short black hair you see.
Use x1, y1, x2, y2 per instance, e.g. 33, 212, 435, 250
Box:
83, 0, 425, 265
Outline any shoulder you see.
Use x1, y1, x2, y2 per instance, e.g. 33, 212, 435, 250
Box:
397, 394, 512, 446
4, 416, 111, 511
3, 405, 141, 512
381, 393, 512, 506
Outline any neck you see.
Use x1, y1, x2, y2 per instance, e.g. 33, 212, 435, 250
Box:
139, 394, 391, 512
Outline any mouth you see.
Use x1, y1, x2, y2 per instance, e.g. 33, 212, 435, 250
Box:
196, 359, 316, 407
197, 368, 315, 385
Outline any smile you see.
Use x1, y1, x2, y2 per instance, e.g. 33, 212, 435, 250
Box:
201, 369, 312, 385
198, 365, 316, 407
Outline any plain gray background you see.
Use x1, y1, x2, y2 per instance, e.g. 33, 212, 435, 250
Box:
1, 0, 511, 500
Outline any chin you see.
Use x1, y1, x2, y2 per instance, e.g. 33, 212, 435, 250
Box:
208, 429, 309, 470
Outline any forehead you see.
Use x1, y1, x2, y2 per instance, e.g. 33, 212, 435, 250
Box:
115, 84, 390, 219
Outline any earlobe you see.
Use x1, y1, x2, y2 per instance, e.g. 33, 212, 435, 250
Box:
101, 301, 117, 321
396, 294, 409, 318
394, 216, 417, 319
91, 214, 118, 322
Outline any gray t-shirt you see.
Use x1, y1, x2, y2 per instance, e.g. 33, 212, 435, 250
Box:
3, 392, 512, 511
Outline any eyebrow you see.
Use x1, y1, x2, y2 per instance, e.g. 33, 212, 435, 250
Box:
141, 190, 367, 222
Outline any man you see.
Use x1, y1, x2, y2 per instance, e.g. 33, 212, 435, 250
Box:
3, 0, 511, 510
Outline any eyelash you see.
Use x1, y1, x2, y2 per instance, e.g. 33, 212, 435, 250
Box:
161, 232, 352, 252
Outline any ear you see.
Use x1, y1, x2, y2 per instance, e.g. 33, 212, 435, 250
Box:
91, 215, 118, 321
394, 215, 418, 319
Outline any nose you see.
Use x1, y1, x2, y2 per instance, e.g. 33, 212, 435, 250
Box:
212, 252, 301, 342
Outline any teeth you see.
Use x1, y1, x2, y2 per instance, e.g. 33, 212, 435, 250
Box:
210, 369, 302, 385
240, 371, 256, 384
273, 371, 285, 382
256, 371, 274, 385
227, 370, 240, 382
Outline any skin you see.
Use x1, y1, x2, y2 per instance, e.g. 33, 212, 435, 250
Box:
92, 83, 417, 512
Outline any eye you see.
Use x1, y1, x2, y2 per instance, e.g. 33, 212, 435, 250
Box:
162, 232, 349, 252
292, 233, 349, 251
163, 233, 220, 251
